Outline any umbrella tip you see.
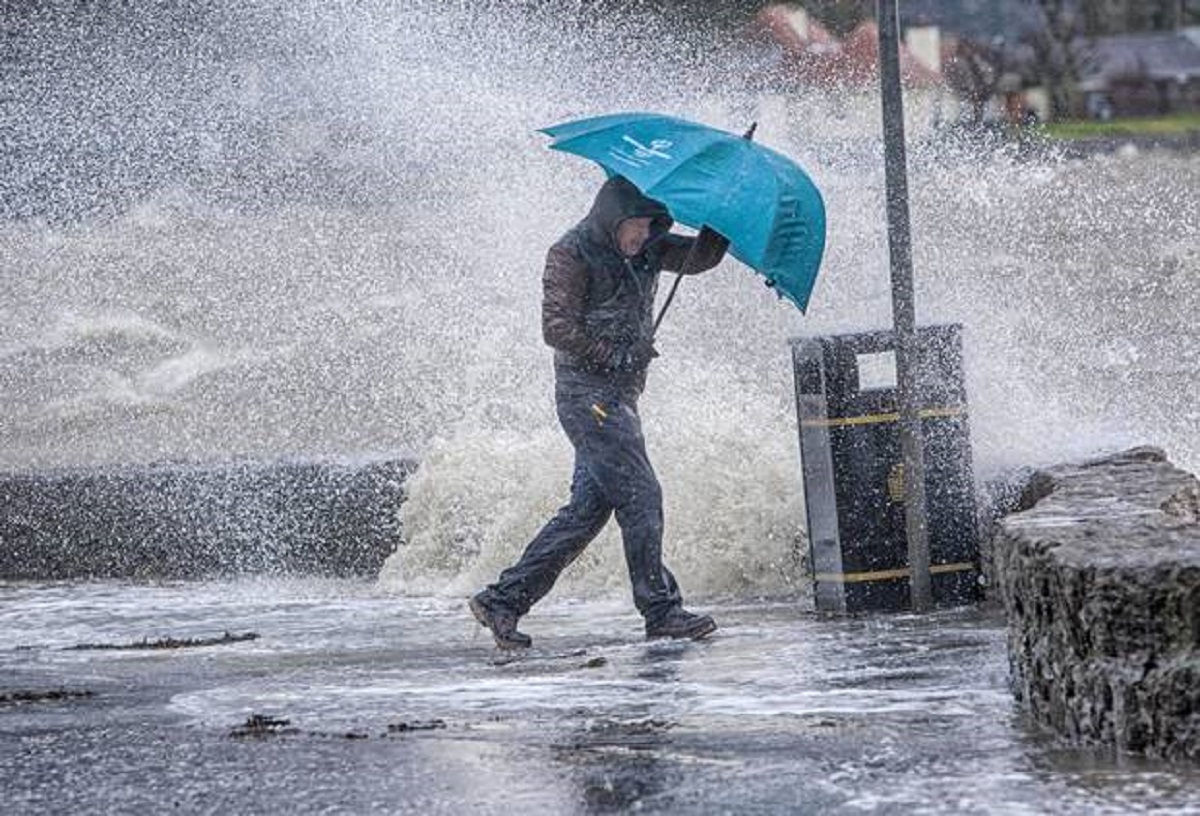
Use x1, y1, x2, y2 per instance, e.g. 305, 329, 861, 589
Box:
743, 122, 757, 141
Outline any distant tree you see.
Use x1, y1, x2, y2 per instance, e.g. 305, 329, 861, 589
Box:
1082, 0, 1200, 35
943, 37, 1007, 125
1022, 0, 1091, 119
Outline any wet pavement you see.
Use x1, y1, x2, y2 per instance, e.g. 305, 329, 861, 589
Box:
3, 580, 1199, 814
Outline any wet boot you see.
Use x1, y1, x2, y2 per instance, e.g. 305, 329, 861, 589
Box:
468, 593, 532, 649
645, 608, 717, 641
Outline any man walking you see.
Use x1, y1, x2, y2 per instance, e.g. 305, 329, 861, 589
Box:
470, 175, 728, 648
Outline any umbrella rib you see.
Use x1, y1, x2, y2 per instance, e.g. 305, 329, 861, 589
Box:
764, 172, 819, 311
638, 137, 741, 228
640, 141, 780, 273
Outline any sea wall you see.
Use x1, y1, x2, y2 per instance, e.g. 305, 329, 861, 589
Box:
992, 447, 1200, 760
0, 457, 414, 579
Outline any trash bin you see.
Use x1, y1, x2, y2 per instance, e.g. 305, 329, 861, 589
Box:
791, 324, 980, 613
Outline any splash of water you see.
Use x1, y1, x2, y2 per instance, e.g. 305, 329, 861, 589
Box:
1, 2, 1196, 599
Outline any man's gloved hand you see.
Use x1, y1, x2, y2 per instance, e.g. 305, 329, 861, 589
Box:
614, 338, 659, 371
679, 225, 730, 274
595, 337, 659, 372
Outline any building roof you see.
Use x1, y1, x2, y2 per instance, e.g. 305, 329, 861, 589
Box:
1086, 27, 1200, 84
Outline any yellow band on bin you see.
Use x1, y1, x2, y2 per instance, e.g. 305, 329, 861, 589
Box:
814, 562, 977, 584
801, 406, 965, 428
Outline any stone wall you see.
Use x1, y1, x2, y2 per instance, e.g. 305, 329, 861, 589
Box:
0, 457, 415, 579
993, 446, 1200, 760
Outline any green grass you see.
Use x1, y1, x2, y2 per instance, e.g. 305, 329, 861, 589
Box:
1040, 112, 1200, 139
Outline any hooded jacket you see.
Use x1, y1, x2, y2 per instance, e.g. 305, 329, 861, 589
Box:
543, 176, 727, 387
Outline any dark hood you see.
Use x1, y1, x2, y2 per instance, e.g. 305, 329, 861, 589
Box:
581, 176, 673, 252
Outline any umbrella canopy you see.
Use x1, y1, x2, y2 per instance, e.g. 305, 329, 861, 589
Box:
540, 112, 826, 312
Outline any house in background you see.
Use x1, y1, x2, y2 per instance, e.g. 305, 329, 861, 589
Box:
745, 3, 1045, 131
1081, 28, 1200, 118
749, 4, 943, 91
747, 3, 1200, 125
743, 4, 954, 138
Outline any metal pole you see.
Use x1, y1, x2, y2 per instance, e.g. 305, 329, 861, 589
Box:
876, 0, 932, 611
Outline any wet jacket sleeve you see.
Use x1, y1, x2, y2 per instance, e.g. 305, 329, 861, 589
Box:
542, 243, 612, 366
659, 226, 730, 275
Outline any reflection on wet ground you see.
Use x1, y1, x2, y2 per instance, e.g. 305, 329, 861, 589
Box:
2, 579, 1198, 814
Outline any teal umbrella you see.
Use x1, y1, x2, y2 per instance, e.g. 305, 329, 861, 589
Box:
540, 112, 827, 312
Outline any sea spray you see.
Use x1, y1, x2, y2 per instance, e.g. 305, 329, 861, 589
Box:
380, 357, 808, 600
1, 2, 1196, 597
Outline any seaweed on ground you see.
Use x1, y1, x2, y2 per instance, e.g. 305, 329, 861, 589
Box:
229, 713, 448, 740
229, 713, 300, 739
0, 689, 95, 705
67, 631, 259, 651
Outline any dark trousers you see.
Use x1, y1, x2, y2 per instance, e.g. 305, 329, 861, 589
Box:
483, 374, 682, 624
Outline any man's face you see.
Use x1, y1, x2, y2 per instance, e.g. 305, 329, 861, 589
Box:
615, 217, 654, 258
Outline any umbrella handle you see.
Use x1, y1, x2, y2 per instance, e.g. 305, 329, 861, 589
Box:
652, 122, 754, 339
651, 225, 713, 335
653, 274, 685, 337
651, 224, 723, 335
